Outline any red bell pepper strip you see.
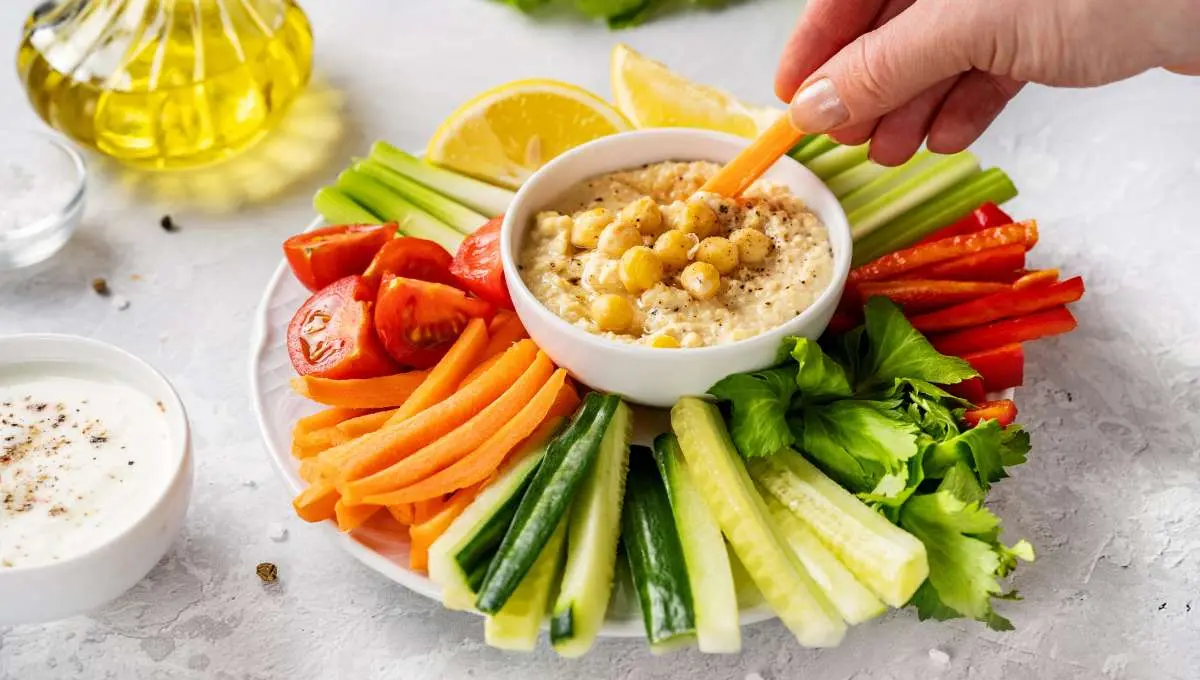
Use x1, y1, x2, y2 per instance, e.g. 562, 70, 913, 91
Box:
902, 244, 1027, 282
825, 310, 859, 335
850, 222, 1039, 284
945, 377, 986, 404
1013, 269, 1061, 290
916, 202, 1014, 245
960, 343, 1025, 392
856, 280, 1011, 313
910, 276, 1085, 333
963, 399, 1019, 427
931, 306, 1078, 355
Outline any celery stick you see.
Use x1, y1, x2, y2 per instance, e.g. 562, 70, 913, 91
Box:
354, 159, 488, 234
370, 142, 514, 217
827, 162, 887, 198
840, 151, 936, 214
805, 144, 870, 181
790, 135, 838, 164
848, 152, 981, 240
788, 135, 818, 157
335, 169, 465, 252
852, 169, 1018, 266
313, 186, 380, 224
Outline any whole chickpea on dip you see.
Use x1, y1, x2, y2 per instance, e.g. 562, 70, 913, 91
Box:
518, 161, 834, 348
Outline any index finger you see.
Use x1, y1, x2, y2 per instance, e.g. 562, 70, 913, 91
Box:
775, 0, 889, 102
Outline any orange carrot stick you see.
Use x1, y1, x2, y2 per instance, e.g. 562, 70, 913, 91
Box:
337, 340, 538, 484
336, 499, 379, 532
384, 318, 490, 427
413, 497, 447, 524
344, 353, 556, 501
292, 371, 429, 409
294, 407, 371, 436
482, 313, 529, 360
409, 485, 483, 573
363, 371, 570, 505
387, 503, 415, 525
699, 114, 804, 198
335, 409, 396, 437
458, 352, 504, 390
294, 483, 340, 523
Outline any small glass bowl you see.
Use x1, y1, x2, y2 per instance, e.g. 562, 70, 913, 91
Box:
0, 131, 87, 270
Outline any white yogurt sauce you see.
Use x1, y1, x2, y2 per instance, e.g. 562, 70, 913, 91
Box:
0, 364, 174, 568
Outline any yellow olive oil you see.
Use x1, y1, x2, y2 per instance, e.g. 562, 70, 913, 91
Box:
17, 0, 313, 170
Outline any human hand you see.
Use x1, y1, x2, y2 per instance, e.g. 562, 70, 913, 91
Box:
775, 0, 1200, 165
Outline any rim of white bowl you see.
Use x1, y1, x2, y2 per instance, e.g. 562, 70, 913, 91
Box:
499, 128, 853, 358
0, 333, 191, 576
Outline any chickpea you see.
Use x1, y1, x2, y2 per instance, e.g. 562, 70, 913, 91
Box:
680, 200, 718, 238
649, 334, 680, 349
619, 246, 664, 293
597, 219, 642, 257
695, 237, 740, 275
590, 294, 635, 333
581, 256, 624, 294
681, 332, 703, 348
729, 228, 772, 265
652, 229, 697, 270
571, 208, 613, 249
680, 261, 721, 300
620, 196, 665, 236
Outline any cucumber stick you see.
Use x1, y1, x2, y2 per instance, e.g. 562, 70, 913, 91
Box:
670, 398, 845, 648
484, 515, 569, 651
761, 492, 886, 624
747, 452, 928, 608
623, 448, 696, 654
550, 401, 633, 657
476, 393, 621, 614
653, 434, 740, 654
427, 421, 557, 610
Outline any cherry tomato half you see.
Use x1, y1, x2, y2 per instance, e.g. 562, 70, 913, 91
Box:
374, 276, 495, 369
361, 237, 457, 293
287, 275, 396, 378
449, 216, 514, 310
284, 224, 394, 292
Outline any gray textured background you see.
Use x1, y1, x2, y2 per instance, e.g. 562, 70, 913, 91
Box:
2, 1, 1199, 678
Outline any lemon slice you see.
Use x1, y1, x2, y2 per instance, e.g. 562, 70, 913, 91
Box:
426, 79, 632, 189
610, 44, 783, 138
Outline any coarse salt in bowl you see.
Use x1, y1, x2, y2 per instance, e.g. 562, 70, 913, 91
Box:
0, 131, 87, 270
501, 128, 853, 407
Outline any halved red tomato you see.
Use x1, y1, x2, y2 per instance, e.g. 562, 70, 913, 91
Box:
284, 224, 394, 292
449, 216, 514, 310
361, 237, 457, 292
374, 276, 495, 369
287, 275, 396, 378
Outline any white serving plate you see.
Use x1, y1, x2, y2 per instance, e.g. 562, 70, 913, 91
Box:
248, 216, 777, 637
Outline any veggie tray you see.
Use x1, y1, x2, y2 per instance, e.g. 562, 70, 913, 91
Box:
249, 46, 1085, 654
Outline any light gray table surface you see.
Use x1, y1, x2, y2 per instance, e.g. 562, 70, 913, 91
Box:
2, 1, 1199, 678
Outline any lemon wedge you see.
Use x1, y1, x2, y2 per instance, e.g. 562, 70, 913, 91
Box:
610, 44, 783, 138
426, 79, 632, 190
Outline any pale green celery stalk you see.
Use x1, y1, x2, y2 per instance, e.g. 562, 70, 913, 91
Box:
805, 144, 870, 181
369, 142, 514, 217
848, 152, 981, 240
354, 159, 488, 234
335, 170, 465, 252
788, 135, 818, 157
746, 452, 929, 608
851, 168, 1018, 266
840, 151, 936, 214
790, 135, 838, 164
827, 162, 888, 198
313, 186, 380, 224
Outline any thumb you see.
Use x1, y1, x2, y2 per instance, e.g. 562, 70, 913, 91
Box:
788, 0, 977, 132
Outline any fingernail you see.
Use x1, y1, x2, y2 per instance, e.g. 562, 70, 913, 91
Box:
789, 79, 849, 132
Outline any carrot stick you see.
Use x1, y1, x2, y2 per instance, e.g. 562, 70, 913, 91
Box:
294, 407, 371, 436
294, 483, 340, 523
344, 352, 556, 501
482, 313, 529, 360
294, 427, 351, 458
699, 114, 804, 198
413, 497, 447, 524
335, 499, 379, 532
384, 317, 490, 426
387, 503, 415, 525
363, 372, 572, 505
292, 371, 430, 409
298, 458, 321, 484
335, 409, 396, 437
409, 484, 484, 573
337, 340, 538, 484
459, 352, 504, 389
489, 310, 517, 333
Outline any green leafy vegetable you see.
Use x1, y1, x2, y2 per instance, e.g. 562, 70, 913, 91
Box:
791, 337, 852, 402
708, 367, 796, 459
799, 401, 919, 494
863, 297, 977, 387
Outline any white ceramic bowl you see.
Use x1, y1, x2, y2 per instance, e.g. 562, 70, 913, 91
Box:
501, 129, 853, 407
0, 335, 192, 626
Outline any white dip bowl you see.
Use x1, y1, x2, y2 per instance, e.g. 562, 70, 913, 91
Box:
501, 128, 852, 407
0, 335, 192, 626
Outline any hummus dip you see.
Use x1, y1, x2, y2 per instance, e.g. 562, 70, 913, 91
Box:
518, 160, 834, 348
